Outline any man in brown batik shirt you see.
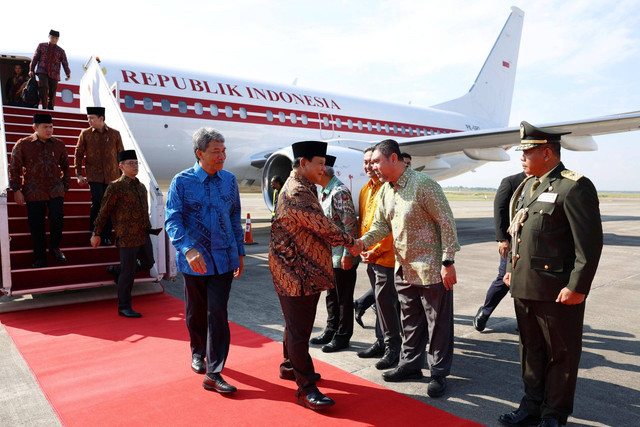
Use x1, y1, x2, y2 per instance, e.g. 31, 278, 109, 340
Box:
9, 113, 70, 268
269, 140, 362, 411
91, 150, 154, 318
75, 106, 124, 246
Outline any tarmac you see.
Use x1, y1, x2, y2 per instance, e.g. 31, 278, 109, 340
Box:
1, 194, 639, 426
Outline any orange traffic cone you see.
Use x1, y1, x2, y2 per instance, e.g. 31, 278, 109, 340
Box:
244, 213, 257, 245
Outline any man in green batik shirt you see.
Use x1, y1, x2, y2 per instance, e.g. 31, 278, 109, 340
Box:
358, 139, 460, 398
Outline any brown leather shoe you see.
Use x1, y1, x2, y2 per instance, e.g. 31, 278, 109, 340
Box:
203, 373, 237, 393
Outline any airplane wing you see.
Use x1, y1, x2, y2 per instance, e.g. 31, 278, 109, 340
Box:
396, 111, 640, 160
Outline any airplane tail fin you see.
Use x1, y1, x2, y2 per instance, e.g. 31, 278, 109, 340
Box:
432, 7, 524, 127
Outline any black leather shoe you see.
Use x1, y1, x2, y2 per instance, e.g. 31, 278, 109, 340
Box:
473, 307, 489, 332
118, 308, 142, 318
322, 339, 349, 353
106, 265, 120, 284
310, 329, 335, 345
50, 248, 66, 262
498, 409, 540, 426
382, 366, 423, 382
537, 418, 564, 427
427, 375, 447, 397
191, 356, 205, 374
31, 259, 47, 269
357, 341, 385, 358
375, 348, 399, 370
203, 373, 237, 393
354, 300, 366, 328
279, 369, 321, 382
296, 390, 335, 410
101, 237, 113, 246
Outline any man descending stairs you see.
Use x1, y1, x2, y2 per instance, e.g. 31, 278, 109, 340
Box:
1, 106, 153, 296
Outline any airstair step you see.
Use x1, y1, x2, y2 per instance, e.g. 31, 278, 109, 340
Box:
10, 262, 154, 294
9, 215, 89, 233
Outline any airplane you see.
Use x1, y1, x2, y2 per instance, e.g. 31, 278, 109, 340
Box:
2, 6, 640, 213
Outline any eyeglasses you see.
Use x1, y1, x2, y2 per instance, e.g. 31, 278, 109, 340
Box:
123, 161, 139, 166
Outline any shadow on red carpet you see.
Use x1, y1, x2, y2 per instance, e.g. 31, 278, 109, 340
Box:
0, 293, 479, 426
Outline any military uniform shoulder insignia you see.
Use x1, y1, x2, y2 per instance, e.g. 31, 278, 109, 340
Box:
561, 169, 583, 181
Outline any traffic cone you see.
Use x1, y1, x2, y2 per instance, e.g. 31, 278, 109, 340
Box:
244, 213, 257, 245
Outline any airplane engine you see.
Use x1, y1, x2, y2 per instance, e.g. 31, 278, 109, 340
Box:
262, 146, 367, 212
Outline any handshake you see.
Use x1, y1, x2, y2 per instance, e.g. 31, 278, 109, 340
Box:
348, 239, 364, 257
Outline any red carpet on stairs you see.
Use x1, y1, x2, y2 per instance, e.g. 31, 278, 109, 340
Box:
0, 293, 479, 426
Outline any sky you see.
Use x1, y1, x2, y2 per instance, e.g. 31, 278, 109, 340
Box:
2, 0, 639, 191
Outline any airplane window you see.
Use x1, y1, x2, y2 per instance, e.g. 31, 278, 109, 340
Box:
384, 124, 390, 133
347, 119, 353, 129
210, 104, 219, 116
400, 126, 405, 134
225, 106, 233, 118
392, 125, 398, 134
408, 127, 413, 135
376, 123, 381, 132
357, 121, 363, 130
143, 97, 153, 110
124, 95, 135, 109
301, 114, 308, 125
161, 99, 171, 112
323, 116, 330, 127
178, 101, 188, 113
290, 113, 297, 124
367, 122, 372, 131
240, 107, 248, 119
436, 130, 441, 135
335, 118, 342, 128
279, 112, 286, 123
266, 110, 273, 121
195, 102, 203, 115
61, 89, 73, 104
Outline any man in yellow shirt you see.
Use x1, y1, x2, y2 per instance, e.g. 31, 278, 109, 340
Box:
356, 146, 401, 370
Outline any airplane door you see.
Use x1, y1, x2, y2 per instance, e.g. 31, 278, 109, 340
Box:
318, 111, 334, 139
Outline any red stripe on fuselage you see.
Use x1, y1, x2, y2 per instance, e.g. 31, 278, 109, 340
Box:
117, 89, 459, 138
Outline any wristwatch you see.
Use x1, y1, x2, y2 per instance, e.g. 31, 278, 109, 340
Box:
442, 260, 455, 267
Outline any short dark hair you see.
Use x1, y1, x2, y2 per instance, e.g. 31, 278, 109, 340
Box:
271, 175, 284, 185
375, 139, 402, 158
364, 145, 376, 154
401, 152, 412, 160
547, 142, 561, 157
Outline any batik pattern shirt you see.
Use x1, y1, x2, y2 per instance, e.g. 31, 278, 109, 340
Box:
165, 163, 245, 276
320, 175, 360, 268
269, 171, 355, 297
9, 133, 70, 202
30, 43, 71, 81
74, 125, 124, 183
94, 175, 150, 248
359, 178, 395, 268
361, 167, 460, 286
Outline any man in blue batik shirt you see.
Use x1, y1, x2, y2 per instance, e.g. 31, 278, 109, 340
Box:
165, 127, 245, 394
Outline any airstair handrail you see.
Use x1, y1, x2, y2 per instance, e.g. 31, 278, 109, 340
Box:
79, 57, 166, 279
0, 93, 9, 194
0, 91, 12, 291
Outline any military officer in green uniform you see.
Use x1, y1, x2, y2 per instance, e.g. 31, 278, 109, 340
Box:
499, 121, 603, 427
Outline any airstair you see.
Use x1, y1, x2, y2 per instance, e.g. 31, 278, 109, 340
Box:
0, 58, 167, 297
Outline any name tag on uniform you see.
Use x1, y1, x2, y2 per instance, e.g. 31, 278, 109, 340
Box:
537, 192, 558, 203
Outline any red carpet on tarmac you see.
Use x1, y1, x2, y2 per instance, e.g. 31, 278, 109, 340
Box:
0, 293, 479, 426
